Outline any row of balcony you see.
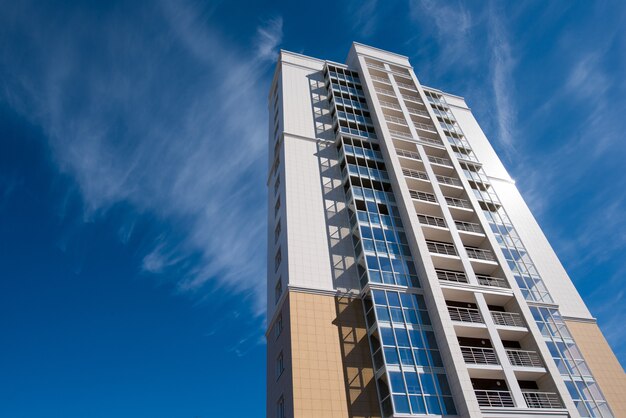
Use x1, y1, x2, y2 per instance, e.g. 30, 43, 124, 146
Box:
460, 346, 543, 368
448, 306, 524, 328
436, 269, 510, 289
475, 390, 561, 409
427, 240, 497, 262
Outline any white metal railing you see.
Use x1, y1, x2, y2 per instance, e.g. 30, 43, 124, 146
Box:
414, 122, 436, 132
375, 87, 396, 97
475, 390, 514, 408
445, 196, 472, 209
522, 391, 562, 409
476, 275, 509, 288
385, 115, 407, 125
367, 62, 386, 70
418, 137, 444, 146
455, 220, 482, 234
436, 269, 468, 284
396, 148, 421, 160
409, 189, 437, 203
436, 174, 463, 187
491, 311, 525, 327
404, 94, 423, 103
428, 155, 453, 166
417, 214, 446, 228
460, 346, 499, 365
402, 168, 429, 181
396, 81, 417, 90
379, 100, 402, 110
389, 129, 413, 140
427, 240, 457, 256
448, 306, 483, 323
466, 247, 496, 261
370, 75, 391, 84
506, 349, 543, 368
408, 108, 430, 117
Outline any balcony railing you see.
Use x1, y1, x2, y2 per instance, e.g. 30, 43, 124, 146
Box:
428, 155, 453, 167
436, 174, 463, 187
461, 346, 499, 365
385, 115, 407, 126
404, 94, 423, 104
475, 390, 514, 408
375, 87, 396, 97
414, 122, 437, 132
476, 275, 510, 289
409, 189, 437, 203
465, 247, 496, 261
448, 306, 483, 323
396, 81, 416, 90
379, 100, 402, 110
367, 62, 386, 70
389, 129, 413, 140
427, 241, 457, 256
407, 107, 429, 117
417, 214, 446, 228
436, 269, 468, 284
370, 75, 391, 84
418, 137, 444, 147
396, 148, 421, 160
506, 349, 543, 368
455, 220, 482, 234
490, 311, 525, 328
522, 391, 562, 409
445, 196, 472, 209
402, 168, 429, 181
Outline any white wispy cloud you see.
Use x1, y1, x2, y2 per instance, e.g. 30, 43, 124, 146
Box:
487, 6, 517, 153
0, 1, 282, 316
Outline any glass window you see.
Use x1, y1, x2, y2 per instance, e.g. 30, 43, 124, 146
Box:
275, 351, 284, 379
274, 313, 283, 339
274, 278, 282, 305
276, 396, 285, 418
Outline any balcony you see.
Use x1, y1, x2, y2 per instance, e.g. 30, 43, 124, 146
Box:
461, 346, 498, 365
404, 94, 423, 104
402, 168, 429, 181
522, 391, 562, 409
427, 240, 457, 256
428, 155, 453, 167
448, 306, 483, 323
491, 311, 525, 328
375, 87, 396, 97
367, 62, 386, 70
465, 247, 496, 262
506, 349, 543, 368
445, 196, 472, 210
396, 80, 416, 90
379, 100, 402, 111
384, 114, 407, 126
417, 214, 446, 228
407, 107, 429, 118
476, 275, 509, 289
455, 220, 482, 234
395, 148, 421, 160
418, 137, 444, 147
370, 75, 391, 84
475, 390, 514, 408
388, 129, 413, 140
414, 121, 437, 132
436, 269, 468, 284
436, 174, 463, 187
409, 189, 437, 203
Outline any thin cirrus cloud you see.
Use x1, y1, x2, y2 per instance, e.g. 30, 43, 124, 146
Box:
0, 1, 282, 315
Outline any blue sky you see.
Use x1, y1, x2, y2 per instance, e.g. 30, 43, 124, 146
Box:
0, 1, 624, 416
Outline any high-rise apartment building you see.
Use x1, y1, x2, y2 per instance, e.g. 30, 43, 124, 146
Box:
266, 43, 625, 418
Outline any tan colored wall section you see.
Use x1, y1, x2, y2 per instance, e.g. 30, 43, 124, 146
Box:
289, 290, 380, 418
566, 320, 626, 416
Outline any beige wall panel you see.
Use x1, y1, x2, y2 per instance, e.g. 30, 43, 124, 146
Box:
566, 320, 626, 416
289, 291, 380, 418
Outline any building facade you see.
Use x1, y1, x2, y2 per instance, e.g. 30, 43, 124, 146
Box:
266, 43, 625, 418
